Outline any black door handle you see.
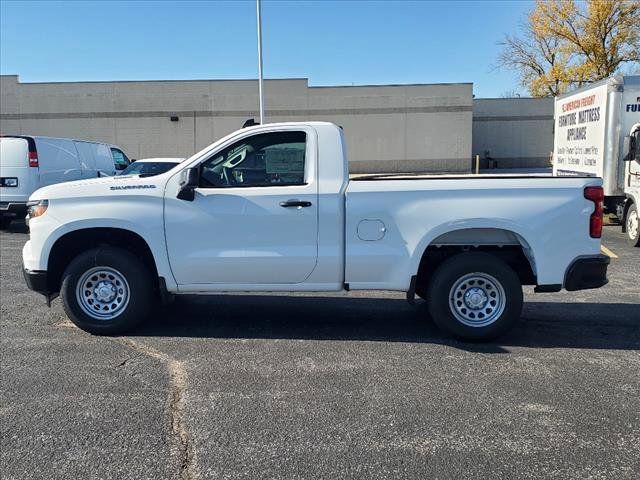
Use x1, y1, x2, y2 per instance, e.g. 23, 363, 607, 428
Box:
279, 200, 312, 208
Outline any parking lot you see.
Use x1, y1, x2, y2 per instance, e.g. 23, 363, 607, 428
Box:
1, 223, 638, 480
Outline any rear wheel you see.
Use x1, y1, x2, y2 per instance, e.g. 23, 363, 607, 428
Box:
625, 203, 640, 247
426, 252, 523, 341
61, 247, 153, 335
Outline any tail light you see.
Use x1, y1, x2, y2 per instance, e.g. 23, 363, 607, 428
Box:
584, 186, 604, 238
28, 150, 39, 167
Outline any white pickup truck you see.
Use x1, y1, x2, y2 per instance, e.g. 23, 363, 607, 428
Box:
23, 122, 609, 341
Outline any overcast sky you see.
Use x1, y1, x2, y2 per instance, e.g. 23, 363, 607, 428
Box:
1, 0, 533, 98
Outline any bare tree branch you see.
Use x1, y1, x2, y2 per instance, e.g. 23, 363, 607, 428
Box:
497, 0, 640, 96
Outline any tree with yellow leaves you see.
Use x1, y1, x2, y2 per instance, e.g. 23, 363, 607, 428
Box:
498, 0, 640, 97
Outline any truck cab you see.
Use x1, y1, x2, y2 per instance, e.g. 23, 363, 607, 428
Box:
622, 122, 640, 245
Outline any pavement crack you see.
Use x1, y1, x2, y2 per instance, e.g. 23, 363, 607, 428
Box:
113, 338, 199, 480
116, 357, 131, 367
168, 359, 197, 480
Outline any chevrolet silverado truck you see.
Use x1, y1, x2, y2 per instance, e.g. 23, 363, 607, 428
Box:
22, 122, 609, 340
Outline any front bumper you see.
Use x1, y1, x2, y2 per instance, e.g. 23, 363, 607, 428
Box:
23, 265, 58, 306
0, 201, 28, 218
564, 254, 610, 291
23, 266, 50, 296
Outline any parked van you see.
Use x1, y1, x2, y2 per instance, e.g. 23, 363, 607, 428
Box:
0, 135, 131, 228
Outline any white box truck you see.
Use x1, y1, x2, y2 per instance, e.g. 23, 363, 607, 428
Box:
553, 75, 640, 246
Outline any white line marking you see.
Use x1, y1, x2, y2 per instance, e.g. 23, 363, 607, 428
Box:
601, 245, 618, 259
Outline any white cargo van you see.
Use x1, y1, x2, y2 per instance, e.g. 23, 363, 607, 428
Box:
552, 75, 640, 246
0, 135, 131, 228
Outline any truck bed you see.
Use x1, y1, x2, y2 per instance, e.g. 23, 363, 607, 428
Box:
344, 175, 603, 291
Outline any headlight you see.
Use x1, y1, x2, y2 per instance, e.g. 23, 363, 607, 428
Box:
27, 199, 48, 219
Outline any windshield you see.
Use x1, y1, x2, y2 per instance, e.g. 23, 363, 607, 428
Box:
121, 161, 179, 177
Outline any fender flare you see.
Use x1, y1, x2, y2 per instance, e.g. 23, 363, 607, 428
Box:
43, 219, 177, 291
409, 219, 538, 278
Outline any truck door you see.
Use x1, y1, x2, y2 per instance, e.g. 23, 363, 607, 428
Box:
164, 128, 319, 286
628, 128, 640, 191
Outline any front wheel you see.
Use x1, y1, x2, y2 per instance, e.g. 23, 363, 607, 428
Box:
625, 203, 640, 247
426, 252, 523, 341
61, 247, 153, 335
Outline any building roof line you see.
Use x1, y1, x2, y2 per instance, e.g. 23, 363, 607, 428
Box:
2, 76, 310, 85
309, 82, 473, 88
2, 75, 472, 89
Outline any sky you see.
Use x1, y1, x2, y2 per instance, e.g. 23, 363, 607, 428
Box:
0, 0, 534, 98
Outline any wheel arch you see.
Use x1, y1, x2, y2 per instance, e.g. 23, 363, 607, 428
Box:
47, 227, 160, 295
412, 225, 537, 296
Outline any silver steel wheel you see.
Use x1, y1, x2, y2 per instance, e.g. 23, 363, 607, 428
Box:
449, 272, 506, 327
76, 266, 130, 321
627, 210, 639, 241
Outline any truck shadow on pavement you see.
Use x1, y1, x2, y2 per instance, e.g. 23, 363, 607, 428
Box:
2, 221, 28, 234
134, 295, 640, 353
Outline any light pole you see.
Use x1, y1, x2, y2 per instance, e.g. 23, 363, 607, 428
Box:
256, 0, 265, 124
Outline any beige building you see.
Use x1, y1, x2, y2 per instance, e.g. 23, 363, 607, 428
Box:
472, 97, 554, 169
0, 75, 473, 173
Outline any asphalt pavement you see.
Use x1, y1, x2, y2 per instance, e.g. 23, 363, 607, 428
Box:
1, 222, 638, 480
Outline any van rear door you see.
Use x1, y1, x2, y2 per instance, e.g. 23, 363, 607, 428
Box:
0, 136, 38, 206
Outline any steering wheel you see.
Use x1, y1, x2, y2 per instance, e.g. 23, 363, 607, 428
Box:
222, 166, 237, 186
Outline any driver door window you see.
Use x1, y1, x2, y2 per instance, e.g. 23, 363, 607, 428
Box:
200, 131, 306, 187
110, 148, 130, 171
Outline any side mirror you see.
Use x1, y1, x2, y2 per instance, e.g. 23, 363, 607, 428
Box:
177, 167, 199, 201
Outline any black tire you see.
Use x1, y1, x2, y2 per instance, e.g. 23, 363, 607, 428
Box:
0, 217, 12, 230
625, 203, 640, 247
61, 247, 153, 335
426, 252, 523, 341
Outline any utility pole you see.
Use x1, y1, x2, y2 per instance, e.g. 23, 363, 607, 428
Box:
256, 0, 265, 124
